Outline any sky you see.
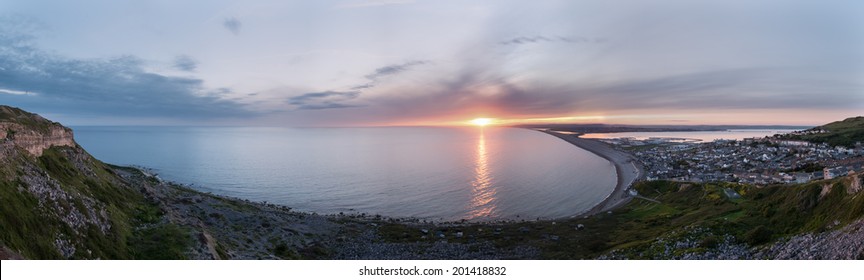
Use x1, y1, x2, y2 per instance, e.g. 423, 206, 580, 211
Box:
0, 0, 862, 126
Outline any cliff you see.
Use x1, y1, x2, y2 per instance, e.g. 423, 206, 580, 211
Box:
1, 106, 75, 157
0, 106, 148, 259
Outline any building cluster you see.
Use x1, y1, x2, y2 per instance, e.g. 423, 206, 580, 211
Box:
602, 137, 864, 185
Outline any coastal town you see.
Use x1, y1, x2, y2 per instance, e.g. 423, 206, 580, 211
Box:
595, 135, 864, 185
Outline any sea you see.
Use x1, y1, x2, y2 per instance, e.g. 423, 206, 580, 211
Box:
73, 126, 617, 221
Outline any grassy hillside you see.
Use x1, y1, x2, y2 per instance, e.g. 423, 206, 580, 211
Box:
0, 106, 63, 133
781, 116, 864, 147
0, 145, 192, 259
597, 179, 863, 258
1, 105, 192, 259
374, 179, 864, 259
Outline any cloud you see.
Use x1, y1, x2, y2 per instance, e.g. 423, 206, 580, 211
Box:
0, 88, 35, 95
363, 60, 427, 80
172, 55, 198, 71
0, 23, 251, 120
3, 1, 863, 126
290, 60, 430, 109
499, 36, 608, 45
350, 83, 375, 90
580, 68, 863, 110
222, 17, 241, 35
346, 60, 428, 91
287, 91, 361, 110
337, 0, 414, 9
370, 72, 586, 120
348, 1, 861, 123
369, 65, 862, 123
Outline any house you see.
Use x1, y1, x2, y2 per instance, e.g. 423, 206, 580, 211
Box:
824, 168, 836, 180
794, 173, 812, 184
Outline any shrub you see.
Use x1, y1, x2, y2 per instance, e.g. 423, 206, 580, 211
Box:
744, 226, 773, 245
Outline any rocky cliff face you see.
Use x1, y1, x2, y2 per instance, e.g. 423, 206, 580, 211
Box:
0, 106, 133, 259
1, 123, 75, 157
1, 106, 75, 157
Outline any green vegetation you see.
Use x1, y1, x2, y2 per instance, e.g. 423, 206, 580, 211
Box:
375, 179, 864, 259
0, 106, 62, 134
622, 144, 661, 152
780, 116, 864, 147
0, 177, 65, 259
129, 223, 192, 259
272, 243, 298, 259
2, 105, 201, 259
744, 225, 773, 245
785, 162, 824, 173
1, 144, 193, 259
592, 180, 861, 258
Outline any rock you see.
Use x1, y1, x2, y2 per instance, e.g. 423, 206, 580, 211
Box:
0, 114, 75, 157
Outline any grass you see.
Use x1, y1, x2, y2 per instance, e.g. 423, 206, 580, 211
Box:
1, 144, 195, 259
129, 223, 193, 260
604, 179, 862, 257
0, 105, 63, 134
373, 178, 864, 259
0, 178, 65, 259
618, 202, 680, 220
779, 116, 864, 147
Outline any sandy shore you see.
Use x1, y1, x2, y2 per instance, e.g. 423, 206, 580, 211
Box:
540, 130, 644, 217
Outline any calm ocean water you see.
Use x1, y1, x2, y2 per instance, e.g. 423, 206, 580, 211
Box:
73, 126, 616, 221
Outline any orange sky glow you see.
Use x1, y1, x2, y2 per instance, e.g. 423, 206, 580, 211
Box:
370, 108, 859, 128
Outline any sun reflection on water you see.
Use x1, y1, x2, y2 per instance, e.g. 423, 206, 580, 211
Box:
466, 129, 498, 219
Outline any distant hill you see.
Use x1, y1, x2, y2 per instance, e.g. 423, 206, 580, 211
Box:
779, 116, 864, 147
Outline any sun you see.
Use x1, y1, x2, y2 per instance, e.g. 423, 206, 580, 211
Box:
469, 118, 494, 126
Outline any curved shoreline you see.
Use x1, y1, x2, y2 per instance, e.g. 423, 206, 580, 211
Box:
540, 130, 644, 217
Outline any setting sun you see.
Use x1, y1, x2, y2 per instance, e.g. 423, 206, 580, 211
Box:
470, 118, 494, 126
